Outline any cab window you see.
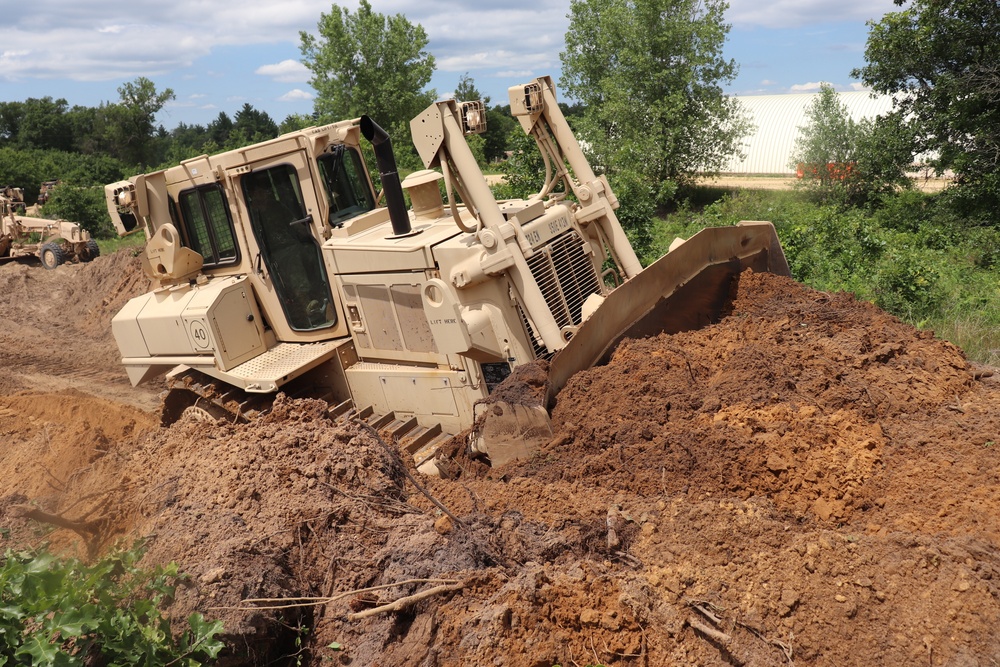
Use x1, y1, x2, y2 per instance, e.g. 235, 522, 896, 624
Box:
317, 145, 375, 227
177, 184, 238, 267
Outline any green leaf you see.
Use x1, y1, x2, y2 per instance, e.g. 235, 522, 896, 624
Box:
187, 613, 225, 658
15, 634, 60, 666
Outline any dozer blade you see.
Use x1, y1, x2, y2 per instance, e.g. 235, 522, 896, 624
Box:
470, 221, 789, 466
546, 221, 789, 405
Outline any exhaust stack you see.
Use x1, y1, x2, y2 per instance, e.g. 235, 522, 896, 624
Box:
360, 116, 412, 237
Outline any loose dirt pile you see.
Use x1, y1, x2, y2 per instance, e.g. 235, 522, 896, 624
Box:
1, 252, 999, 666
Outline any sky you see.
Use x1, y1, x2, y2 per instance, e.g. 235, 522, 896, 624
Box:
0, 0, 901, 131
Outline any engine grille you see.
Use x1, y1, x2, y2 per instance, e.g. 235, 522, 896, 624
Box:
521, 229, 602, 358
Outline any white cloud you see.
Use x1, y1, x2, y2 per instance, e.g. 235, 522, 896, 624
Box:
1, 1, 324, 83
256, 60, 310, 83
3, 0, 894, 87
726, 0, 899, 29
790, 81, 861, 93
496, 70, 535, 78
1, 0, 570, 86
0, 0, 892, 127
402, 4, 569, 76
437, 50, 554, 74
278, 89, 314, 102
790, 81, 826, 92
0, 49, 30, 63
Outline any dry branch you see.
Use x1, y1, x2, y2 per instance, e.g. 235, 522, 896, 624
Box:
213, 578, 463, 612
688, 616, 732, 645
11, 504, 102, 539
346, 581, 464, 620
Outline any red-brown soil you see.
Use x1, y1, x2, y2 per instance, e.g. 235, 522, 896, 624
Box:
1, 251, 998, 666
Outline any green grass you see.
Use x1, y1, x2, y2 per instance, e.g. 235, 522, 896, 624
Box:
96, 230, 147, 256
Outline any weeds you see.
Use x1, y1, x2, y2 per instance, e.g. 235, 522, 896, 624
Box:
0, 541, 224, 666
649, 187, 1000, 365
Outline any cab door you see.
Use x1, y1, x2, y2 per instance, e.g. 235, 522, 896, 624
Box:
239, 157, 343, 341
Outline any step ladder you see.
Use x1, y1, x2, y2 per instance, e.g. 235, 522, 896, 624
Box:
325, 398, 454, 475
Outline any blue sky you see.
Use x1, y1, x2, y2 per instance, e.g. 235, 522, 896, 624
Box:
0, 0, 900, 130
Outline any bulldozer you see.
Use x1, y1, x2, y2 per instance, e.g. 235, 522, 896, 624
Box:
1, 185, 100, 269
104, 76, 789, 473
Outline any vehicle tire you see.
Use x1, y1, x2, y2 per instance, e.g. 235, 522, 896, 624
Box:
80, 239, 100, 262
40, 242, 65, 270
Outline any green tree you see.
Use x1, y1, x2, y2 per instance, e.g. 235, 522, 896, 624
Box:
560, 0, 750, 243
0, 147, 58, 200
484, 105, 516, 164
454, 72, 487, 105
168, 121, 210, 151
494, 126, 545, 200
206, 112, 232, 147
0, 543, 224, 665
232, 103, 279, 145
0, 101, 21, 144
280, 113, 319, 134
67, 104, 100, 154
789, 84, 865, 187
851, 111, 918, 207
790, 85, 914, 207
45, 184, 117, 237
300, 0, 435, 151
853, 0, 1000, 216
452, 75, 515, 165
99, 77, 175, 168
15, 97, 74, 152
58, 152, 129, 187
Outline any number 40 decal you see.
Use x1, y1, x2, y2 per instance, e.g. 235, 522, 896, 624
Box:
189, 320, 212, 349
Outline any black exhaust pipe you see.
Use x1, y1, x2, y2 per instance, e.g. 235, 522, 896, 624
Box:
360, 115, 411, 236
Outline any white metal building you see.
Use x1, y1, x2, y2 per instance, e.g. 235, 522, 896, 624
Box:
723, 91, 897, 175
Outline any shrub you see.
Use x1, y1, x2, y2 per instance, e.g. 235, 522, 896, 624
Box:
648, 187, 998, 363
42, 185, 117, 238
0, 542, 224, 666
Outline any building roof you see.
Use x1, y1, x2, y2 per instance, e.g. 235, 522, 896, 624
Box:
723, 91, 897, 175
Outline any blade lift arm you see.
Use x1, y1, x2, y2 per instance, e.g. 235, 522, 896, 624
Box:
508, 76, 643, 280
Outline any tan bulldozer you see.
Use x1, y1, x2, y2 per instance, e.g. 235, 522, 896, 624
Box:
0, 185, 100, 269
104, 76, 788, 474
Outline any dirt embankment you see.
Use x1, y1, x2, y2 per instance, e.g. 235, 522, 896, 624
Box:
1, 251, 999, 666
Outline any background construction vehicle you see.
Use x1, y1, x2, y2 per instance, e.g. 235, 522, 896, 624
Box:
36, 180, 61, 208
105, 76, 788, 472
1, 185, 99, 269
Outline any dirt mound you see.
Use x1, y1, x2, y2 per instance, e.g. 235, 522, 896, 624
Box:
2, 256, 1000, 666
0, 250, 160, 408
540, 270, 975, 523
